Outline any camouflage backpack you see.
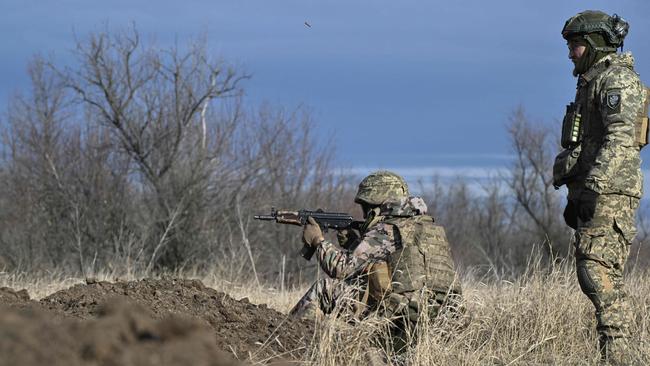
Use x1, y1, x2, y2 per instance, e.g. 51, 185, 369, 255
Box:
366, 215, 459, 303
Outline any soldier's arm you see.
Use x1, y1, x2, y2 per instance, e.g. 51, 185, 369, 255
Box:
315, 223, 396, 280
585, 67, 644, 193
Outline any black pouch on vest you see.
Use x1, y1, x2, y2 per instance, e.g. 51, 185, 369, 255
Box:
561, 102, 582, 149
553, 144, 582, 189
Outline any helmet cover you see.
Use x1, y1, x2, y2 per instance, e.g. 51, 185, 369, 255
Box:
562, 10, 629, 49
354, 170, 409, 205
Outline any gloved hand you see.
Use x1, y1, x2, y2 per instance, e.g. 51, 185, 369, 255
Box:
336, 228, 360, 249
302, 216, 325, 247
577, 189, 599, 222
563, 200, 578, 230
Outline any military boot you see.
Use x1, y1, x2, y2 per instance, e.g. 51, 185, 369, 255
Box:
289, 301, 319, 321
600, 336, 632, 365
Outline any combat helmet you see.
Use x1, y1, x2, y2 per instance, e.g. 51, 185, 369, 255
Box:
562, 10, 629, 51
354, 170, 409, 205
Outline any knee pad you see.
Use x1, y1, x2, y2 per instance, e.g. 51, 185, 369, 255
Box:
576, 260, 601, 307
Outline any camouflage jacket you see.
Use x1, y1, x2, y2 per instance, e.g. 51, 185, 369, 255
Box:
568, 52, 645, 199
315, 196, 428, 280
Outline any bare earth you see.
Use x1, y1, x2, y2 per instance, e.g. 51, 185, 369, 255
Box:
0, 279, 313, 366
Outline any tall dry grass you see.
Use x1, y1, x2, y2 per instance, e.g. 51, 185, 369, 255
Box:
296, 258, 650, 366
2, 257, 649, 365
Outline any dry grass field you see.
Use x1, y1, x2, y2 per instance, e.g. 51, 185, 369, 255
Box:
2, 258, 649, 366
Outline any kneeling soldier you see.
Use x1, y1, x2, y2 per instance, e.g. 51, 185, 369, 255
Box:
290, 170, 462, 351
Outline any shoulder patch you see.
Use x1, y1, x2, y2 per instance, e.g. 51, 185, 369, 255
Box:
606, 89, 622, 114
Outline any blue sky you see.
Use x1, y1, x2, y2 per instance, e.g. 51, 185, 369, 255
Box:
1, 0, 649, 181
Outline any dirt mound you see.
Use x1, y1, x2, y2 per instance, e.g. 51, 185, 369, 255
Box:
0, 299, 241, 366
0, 286, 32, 306
41, 278, 312, 361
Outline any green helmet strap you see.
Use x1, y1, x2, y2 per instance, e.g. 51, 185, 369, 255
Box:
583, 34, 617, 52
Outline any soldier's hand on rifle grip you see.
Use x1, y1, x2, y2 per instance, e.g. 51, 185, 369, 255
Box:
302, 216, 325, 247
337, 228, 360, 249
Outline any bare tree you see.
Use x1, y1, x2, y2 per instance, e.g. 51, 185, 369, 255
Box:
0, 27, 352, 278
59, 28, 247, 269
218, 105, 354, 282
421, 107, 575, 278
504, 106, 570, 262
0, 56, 138, 272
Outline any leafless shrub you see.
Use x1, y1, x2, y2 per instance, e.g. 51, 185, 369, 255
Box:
2, 29, 648, 284
423, 107, 617, 277
0, 28, 351, 280
504, 107, 571, 262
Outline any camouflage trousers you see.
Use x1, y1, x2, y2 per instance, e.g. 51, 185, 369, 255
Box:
289, 277, 366, 319
574, 194, 638, 343
289, 277, 450, 318
289, 277, 461, 354
377, 289, 462, 352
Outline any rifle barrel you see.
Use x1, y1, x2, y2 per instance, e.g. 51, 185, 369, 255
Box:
254, 215, 275, 220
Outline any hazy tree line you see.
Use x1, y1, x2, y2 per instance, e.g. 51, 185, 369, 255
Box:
0, 28, 647, 282
0, 29, 352, 281
425, 108, 650, 278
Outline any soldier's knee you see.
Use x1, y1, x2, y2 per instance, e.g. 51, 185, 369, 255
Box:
576, 260, 603, 305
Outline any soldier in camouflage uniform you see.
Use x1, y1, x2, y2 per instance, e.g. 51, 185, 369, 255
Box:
290, 170, 461, 351
554, 10, 649, 364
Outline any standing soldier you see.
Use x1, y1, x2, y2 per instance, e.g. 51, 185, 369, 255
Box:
554, 10, 649, 364
290, 170, 462, 351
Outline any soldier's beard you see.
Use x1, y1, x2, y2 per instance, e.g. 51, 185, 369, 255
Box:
572, 45, 610, 77
572, 47, 593, 77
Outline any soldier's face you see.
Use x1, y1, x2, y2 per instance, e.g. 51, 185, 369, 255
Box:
567, 40, 586, 64
360, 202, 371, 219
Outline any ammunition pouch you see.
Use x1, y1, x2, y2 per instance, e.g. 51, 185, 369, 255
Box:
637, 115, 648, 148
636, 86, 650, 149
553, 145, 582, 188
367, 261, 392, 302
561, 102, 582, 149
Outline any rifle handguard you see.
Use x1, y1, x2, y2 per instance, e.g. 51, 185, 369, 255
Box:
254, 207, 361, 261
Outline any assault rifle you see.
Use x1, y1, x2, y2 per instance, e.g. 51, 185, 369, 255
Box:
254, 207, 362, 260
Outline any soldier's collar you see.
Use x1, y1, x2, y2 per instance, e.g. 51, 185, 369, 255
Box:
360, 207, 383, 233
578, 57, 611, 86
